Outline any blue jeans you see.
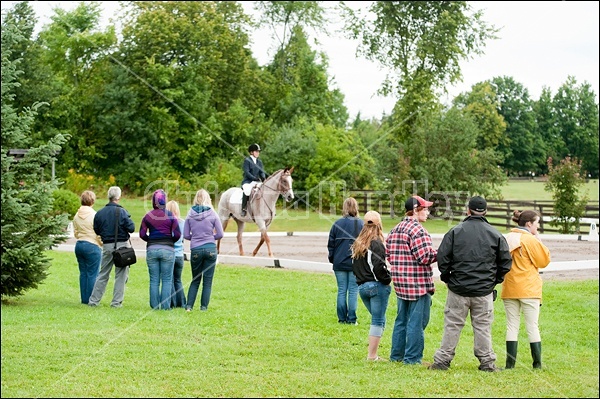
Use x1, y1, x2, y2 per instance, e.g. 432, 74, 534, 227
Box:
187, 244, 217, 311
74, 240, 102, 304
358, 281, 391, 337
146, 248, 175, 310
171, 255, 186, 308
334, 270, 358, 323
390, 293, 432, 364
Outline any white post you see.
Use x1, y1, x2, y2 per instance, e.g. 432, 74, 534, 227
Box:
589, 223, 599, 241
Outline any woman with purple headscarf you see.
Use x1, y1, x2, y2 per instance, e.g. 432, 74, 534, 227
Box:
139, 189, 181, 310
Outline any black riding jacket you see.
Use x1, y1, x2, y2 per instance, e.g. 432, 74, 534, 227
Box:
437, 215, 512, 297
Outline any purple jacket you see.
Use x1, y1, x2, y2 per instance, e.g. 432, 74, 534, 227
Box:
184, 205, 224, 249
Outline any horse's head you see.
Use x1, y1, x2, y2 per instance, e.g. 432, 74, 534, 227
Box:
279, 167, 295, 202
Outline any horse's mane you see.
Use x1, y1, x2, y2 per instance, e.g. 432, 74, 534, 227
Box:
264, 169, 284, 183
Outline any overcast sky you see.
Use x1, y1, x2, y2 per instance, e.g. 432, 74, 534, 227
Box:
2, 1, 598, 120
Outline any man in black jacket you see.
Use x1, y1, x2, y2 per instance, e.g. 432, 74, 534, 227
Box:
88, 186, 136, 308
429, 196, 512, 372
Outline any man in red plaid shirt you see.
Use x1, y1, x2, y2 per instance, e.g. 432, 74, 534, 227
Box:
386, 195, 438, 364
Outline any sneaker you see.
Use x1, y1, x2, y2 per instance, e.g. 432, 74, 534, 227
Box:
479, 364, 503, 372
110, 304, 122, 308
428, 362, 449, 371
88, 303, 98, 307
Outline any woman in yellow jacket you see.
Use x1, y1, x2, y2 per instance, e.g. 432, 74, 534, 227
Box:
502, 210, 551, 369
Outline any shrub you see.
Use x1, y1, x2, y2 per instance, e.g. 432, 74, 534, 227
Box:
52, 189, 80, 219
544, 156, 589, 234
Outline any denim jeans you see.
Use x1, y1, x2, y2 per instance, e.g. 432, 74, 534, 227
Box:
390, 293, 432, 364
187, 244, 218, 310
171, 255, 186, 308
74, 240, 102, 304
334, 270, 358, 323
146, 248, 175, 310
358, 281, 391, 337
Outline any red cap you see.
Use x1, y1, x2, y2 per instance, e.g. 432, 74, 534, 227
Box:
405, 195, 434, 211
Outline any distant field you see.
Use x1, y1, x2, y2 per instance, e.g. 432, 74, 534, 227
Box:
499, 179, 598, 201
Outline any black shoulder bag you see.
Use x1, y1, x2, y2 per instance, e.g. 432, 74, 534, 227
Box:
112, 206, 137, 268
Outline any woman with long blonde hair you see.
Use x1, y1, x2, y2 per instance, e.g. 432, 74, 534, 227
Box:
351, 211, 392, 361
183, 189, 224, 311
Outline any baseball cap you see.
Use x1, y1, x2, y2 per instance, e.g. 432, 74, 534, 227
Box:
404, 195, 434, 212
468, 196, 487, 212
363, 210, 382, 226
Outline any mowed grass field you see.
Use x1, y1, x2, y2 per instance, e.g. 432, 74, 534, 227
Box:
1, 251, 598, 398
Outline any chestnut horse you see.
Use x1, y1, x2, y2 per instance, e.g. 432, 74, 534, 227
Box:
217, 168, 294, 257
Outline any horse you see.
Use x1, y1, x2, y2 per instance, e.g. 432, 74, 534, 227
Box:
217, 167, 294, 257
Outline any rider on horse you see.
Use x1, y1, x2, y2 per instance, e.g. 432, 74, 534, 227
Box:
241, 143, 267, 216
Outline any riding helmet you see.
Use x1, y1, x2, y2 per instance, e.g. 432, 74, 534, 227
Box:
248, 143, 261, 152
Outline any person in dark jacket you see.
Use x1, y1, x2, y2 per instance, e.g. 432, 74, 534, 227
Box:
241, 143, 267, 216
139, 189, 181, 310
352, 211, 392, 361
429, 196, 512, 372
89, 186, 136, 308
328, 197, 364, 325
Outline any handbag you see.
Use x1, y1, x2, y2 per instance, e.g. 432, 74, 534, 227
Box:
112, 207, 136, 268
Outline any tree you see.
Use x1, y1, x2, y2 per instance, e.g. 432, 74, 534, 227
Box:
552, 76, 599, 178
265, 25, 348, 127
406, 107, 506, 198
544, 156, 588, 234
452, 81, 507, 151
493, 76, 546, 176
1, 12, 69, 298
345, 1, 498, 141
533, 87, 564, 175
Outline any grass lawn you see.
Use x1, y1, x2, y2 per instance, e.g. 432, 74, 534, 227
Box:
1, 251, 598, 397
499, 179, 599, 201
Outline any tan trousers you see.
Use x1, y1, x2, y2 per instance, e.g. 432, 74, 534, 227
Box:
503, 298, 541, 342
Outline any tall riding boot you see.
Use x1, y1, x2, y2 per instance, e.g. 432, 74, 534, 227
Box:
530, 342, 542, 369
506, 341, 518, 369
241, 194, 248, 216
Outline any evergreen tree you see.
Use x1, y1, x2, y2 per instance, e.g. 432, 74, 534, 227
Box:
1, 11, 69, 298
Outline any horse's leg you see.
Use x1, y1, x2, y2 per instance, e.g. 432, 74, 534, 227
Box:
264, 230, 273, 257
236, 220, 245, 256
252, 233, 265, 257
252, 229, 272, 257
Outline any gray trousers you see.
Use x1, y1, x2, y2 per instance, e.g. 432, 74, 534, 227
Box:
88, 242, 131, 307
433, 289, 497, 367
